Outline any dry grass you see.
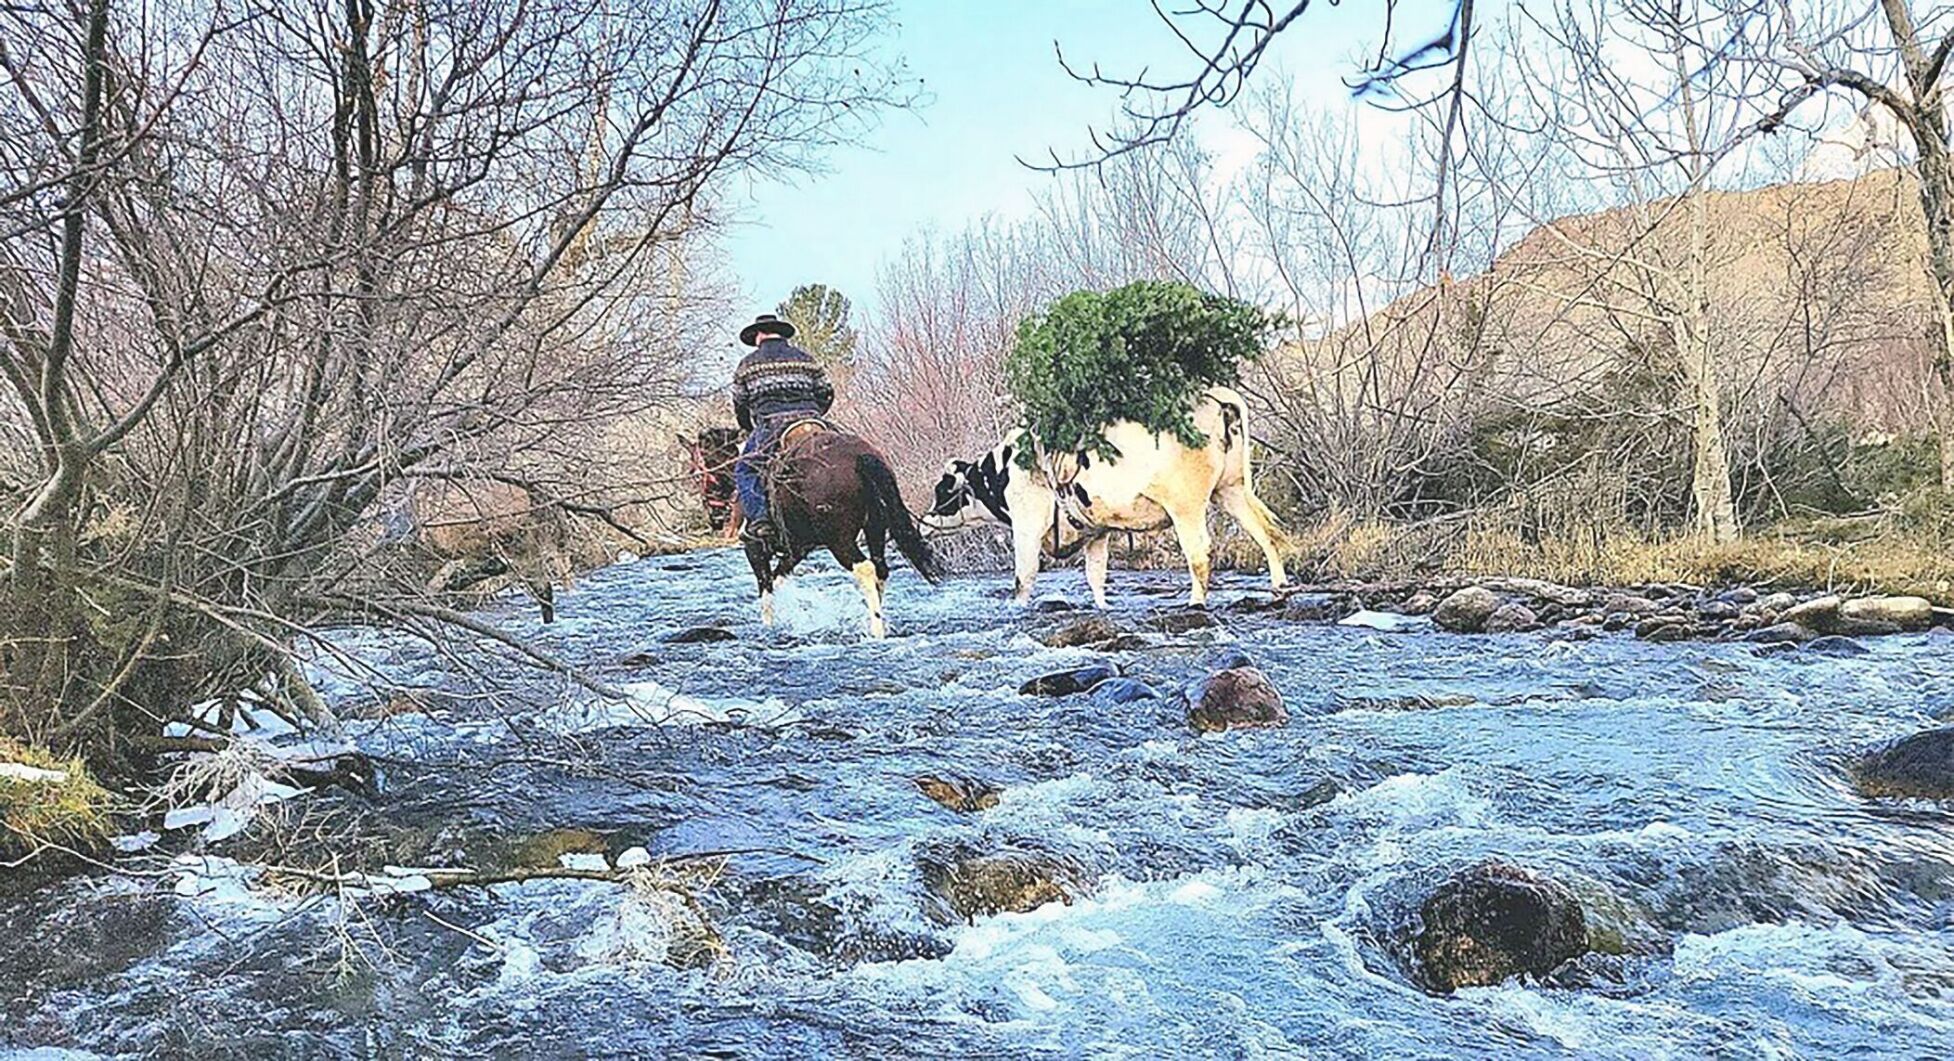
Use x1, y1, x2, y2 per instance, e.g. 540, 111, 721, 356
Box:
0, 737, 114, 858
1289, 506, 1954, 603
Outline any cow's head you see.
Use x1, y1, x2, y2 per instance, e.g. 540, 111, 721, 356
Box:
921, 445, 1014, 532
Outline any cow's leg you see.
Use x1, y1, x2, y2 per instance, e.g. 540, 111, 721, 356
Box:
744, 539, 776, 625
1084, 534, 1111, 609
1217, 485, 1287, 592
1165, 503, 1213, 607
1010, 515, 1044, 604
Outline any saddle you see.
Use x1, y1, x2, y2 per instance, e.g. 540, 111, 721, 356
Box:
775, 417, 831, 452
751, 417, 834, 559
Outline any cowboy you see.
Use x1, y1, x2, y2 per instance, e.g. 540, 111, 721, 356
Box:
732, 313, 834, 548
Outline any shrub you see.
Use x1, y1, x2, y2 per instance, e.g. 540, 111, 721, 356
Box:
1, 738, 114, 857
1005, 281, 1275, 465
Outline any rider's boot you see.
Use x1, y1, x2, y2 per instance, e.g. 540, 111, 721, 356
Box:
740, 508, 781, 552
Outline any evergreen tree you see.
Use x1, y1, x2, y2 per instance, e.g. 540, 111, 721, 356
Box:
1006, 280, 1274, 464
777, 284, 859, 375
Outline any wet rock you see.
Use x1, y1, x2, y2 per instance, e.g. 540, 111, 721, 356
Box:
1853, 726, 1954, 800
1483, 602, 1540, 634
1398, 591, 1439, 616
1838, 595, 1934, 632
1282, 595, 1347, 622
1033, 598, 1077, 613
1151, 608, 1219, 634
1756, 591, 1797, 614
1097, 633, 1156, 652
1041, 615, 1123, 649
1092, 677, 1160, 703
662, 626, 737, 644
1411, 861, 1588, 993
1634, 614, 1691, 641
1479, 577, 1594, 609
506, 828, 608, 869
1603, 593, 1660, 617
913, 775, 1002, 813
1188, 667, 1288, 733
1433, 587, 1500, 633
1745, 622, 1813, 645
1720, 587, 1760, 605
1697, 600, 1741, 622
1018, 665, 1116, 697
1805, 634, 1871, 657
1834, 618, 1904, 637
1210, 647, 1255, 671
1778, 595, 1843, 632
919, 844, 1086, 922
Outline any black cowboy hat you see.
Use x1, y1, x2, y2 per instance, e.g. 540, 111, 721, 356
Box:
738, 313, 797, 346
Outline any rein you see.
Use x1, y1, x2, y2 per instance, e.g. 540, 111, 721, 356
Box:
1031, 441, 1099, 560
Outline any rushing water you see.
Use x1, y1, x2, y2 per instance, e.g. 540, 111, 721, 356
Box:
5, 548, 1954, 1058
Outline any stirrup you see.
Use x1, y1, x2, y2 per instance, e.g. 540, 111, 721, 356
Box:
740, 518, 779, 549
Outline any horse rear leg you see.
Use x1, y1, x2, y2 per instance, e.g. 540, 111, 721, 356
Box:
832, 541, 886, 639
866, 519, 891, 593
1217, 485, 1287, 592
745, 539, 777, 625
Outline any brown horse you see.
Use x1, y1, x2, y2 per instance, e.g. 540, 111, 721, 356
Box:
746, 423, 943, 638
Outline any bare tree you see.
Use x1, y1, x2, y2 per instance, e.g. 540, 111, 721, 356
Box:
1756, 0, 1954, 488
0, 0, 908, 766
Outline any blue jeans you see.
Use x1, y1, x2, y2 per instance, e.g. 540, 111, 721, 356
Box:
735, 424, 778, 525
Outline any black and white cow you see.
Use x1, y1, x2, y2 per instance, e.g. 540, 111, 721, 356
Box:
922, 386, 1286, 607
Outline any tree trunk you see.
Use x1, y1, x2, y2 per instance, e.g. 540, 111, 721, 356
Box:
1671, 26, 1740, 542
1878, 0, 1954, 490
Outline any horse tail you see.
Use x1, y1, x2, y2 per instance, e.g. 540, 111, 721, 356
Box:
856, 453, 945, 584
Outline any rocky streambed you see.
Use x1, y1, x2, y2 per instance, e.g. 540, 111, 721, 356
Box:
3, 550, 1953, 1057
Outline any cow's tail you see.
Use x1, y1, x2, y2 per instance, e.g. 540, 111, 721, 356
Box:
857, 453, 945, 584
1213, 387, 1284, 534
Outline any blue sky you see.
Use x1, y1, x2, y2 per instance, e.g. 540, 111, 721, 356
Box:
720, 0, 1444, 318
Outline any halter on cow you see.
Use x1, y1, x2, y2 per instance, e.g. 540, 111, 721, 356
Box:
921, 386, 1286, 608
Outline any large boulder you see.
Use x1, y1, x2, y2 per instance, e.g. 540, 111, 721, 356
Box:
1411, 861, 1589, 993
1745, 622, 1813, 645
1838, 596, 1934, 632
1852, 727, 1954, 800
1188, 667, 1289, 733
1483, 602, 1540, 634
1433, 587, 1501, 633
1778, 595, 1843, 633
